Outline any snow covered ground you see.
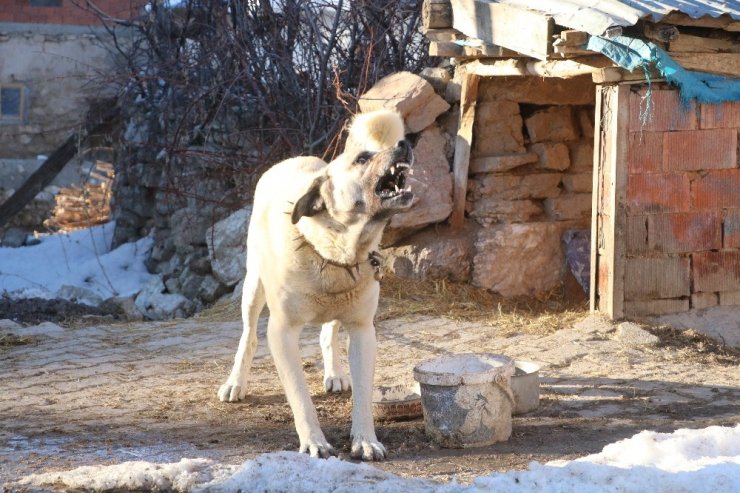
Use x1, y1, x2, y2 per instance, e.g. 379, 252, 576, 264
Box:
0, 222, 155, 303
12, 425, 740, 492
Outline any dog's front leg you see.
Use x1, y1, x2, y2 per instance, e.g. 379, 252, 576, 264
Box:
267, 317, 336, 458
347, 323, 386, 461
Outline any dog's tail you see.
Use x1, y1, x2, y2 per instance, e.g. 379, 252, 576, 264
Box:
345, 110, 405, 153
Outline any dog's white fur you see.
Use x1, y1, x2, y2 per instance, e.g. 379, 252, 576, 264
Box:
218, 110, 412, 461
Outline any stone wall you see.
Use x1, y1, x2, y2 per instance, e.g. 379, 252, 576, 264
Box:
622, 88, 740, 316
0, 24, 118, 158
467, 76, 595, 297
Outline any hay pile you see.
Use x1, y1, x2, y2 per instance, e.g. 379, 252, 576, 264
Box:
198, 276, 588, 335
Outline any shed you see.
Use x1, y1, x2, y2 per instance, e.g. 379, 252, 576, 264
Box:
422, 0, 740, 318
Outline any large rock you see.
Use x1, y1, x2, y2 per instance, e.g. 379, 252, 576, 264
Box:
206, 207, 251, 287
359, 72, 450, 133
383, 126, 453, 245
57, 285, 104, 307
134, 277, 195, 320
470, 198, 543, 226
472, 100, 525, 156
382, 224, 474, 282
473, 222, 567, 297
468, 173, 561, 201
525, 107, 579, 143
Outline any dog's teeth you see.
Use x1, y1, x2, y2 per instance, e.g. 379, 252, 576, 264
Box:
390, 165, 396, 175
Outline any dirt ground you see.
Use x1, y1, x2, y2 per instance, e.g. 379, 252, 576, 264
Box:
1, 286, 739, 490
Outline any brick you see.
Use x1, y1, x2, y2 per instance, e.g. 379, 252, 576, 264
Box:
561, 173, 593, 193
663, 129, 737, 171
627, 174, 690, 213
692, 169, 740, 209
525, 106, 579, 143
691, 292, 718, 310
624, 257, 690, 300
627, 215, 648, 254
700, 101, 740, 129
719, 291, 740, 306
628, 131, 663, 174
544, 193, 592, 221
647, 212, 721, 253
530, 142, 570, 170
693, 251, 740, 293
629, 89, 697, 131
624, 299, 689, 317
723, 210, 740, 248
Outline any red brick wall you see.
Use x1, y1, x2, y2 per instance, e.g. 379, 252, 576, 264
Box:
624, 87, 740, 314
0, 0, 145, 25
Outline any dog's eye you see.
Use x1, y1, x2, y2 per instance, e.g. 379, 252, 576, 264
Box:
355, 152, 373, 165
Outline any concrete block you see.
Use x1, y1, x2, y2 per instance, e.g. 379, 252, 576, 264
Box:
624, 299, 690, 317
719, 291, 740, 306
700, 101, 740, 129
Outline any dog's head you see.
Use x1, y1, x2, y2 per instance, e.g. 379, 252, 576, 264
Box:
291, 110, 414, 226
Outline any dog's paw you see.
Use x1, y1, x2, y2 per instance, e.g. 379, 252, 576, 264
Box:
323, 371, 351, 393
217, 382, 248, 402
350, 436, 387, 461
299, 440, 337, 459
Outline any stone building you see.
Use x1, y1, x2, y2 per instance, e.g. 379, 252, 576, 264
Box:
0, 0, 143, 234
413, 0, 740, 317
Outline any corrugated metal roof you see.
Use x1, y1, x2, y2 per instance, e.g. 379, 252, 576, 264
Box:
486, 0, 740, 35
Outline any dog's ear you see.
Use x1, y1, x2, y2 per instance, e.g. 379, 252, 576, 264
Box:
291, 177, 326, 224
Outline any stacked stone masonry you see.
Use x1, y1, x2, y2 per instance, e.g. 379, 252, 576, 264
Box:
468, 75, 595, 297
624, 88, 740, 316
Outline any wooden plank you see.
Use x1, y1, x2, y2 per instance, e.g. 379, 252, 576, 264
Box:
466, 56, 612, 78
422, 0, 452, 30
727, 21, 740, 32
449, 72, 479, 229
669, 34, 738, 53
643, 23, 679, 43
589, 85, 603, 312
560, 30, 589, 47
672, 53, 740, 78
450, 0, 554, 60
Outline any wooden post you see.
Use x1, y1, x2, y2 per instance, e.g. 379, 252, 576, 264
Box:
422, 0, 453, 30
591, 84, 629, 318
449, 72, 479, 229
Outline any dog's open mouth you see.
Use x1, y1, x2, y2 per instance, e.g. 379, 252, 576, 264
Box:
375, 162, 412, 203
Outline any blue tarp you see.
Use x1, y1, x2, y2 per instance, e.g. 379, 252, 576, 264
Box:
587, 35, 740, 104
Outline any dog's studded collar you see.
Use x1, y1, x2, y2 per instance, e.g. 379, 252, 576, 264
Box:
294, 235, 383, 282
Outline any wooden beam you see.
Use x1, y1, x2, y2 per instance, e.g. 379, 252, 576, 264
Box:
449, 72, 479, 229
429, 41, 517, 58
669, 33, 738, 53
422, 0, 452, 30
450, 0, 554, 60
465, 56, 612, 78
592, 66, 662, 84
643, 23, 679, 44
591, 84, 629, 319
672, 53, 740, 78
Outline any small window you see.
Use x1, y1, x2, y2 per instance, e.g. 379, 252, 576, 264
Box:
0, 86, 24, 122
30, 0, 62, 6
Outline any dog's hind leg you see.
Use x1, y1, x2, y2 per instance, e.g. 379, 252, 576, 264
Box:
319, 320, 351, 393
217, 270, 265, 402
268, 317, 336, 458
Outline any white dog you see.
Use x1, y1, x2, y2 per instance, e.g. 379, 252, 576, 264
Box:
218, 110, 413, 461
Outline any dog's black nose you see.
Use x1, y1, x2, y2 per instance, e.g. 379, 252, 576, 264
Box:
395, 140, 412, 161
